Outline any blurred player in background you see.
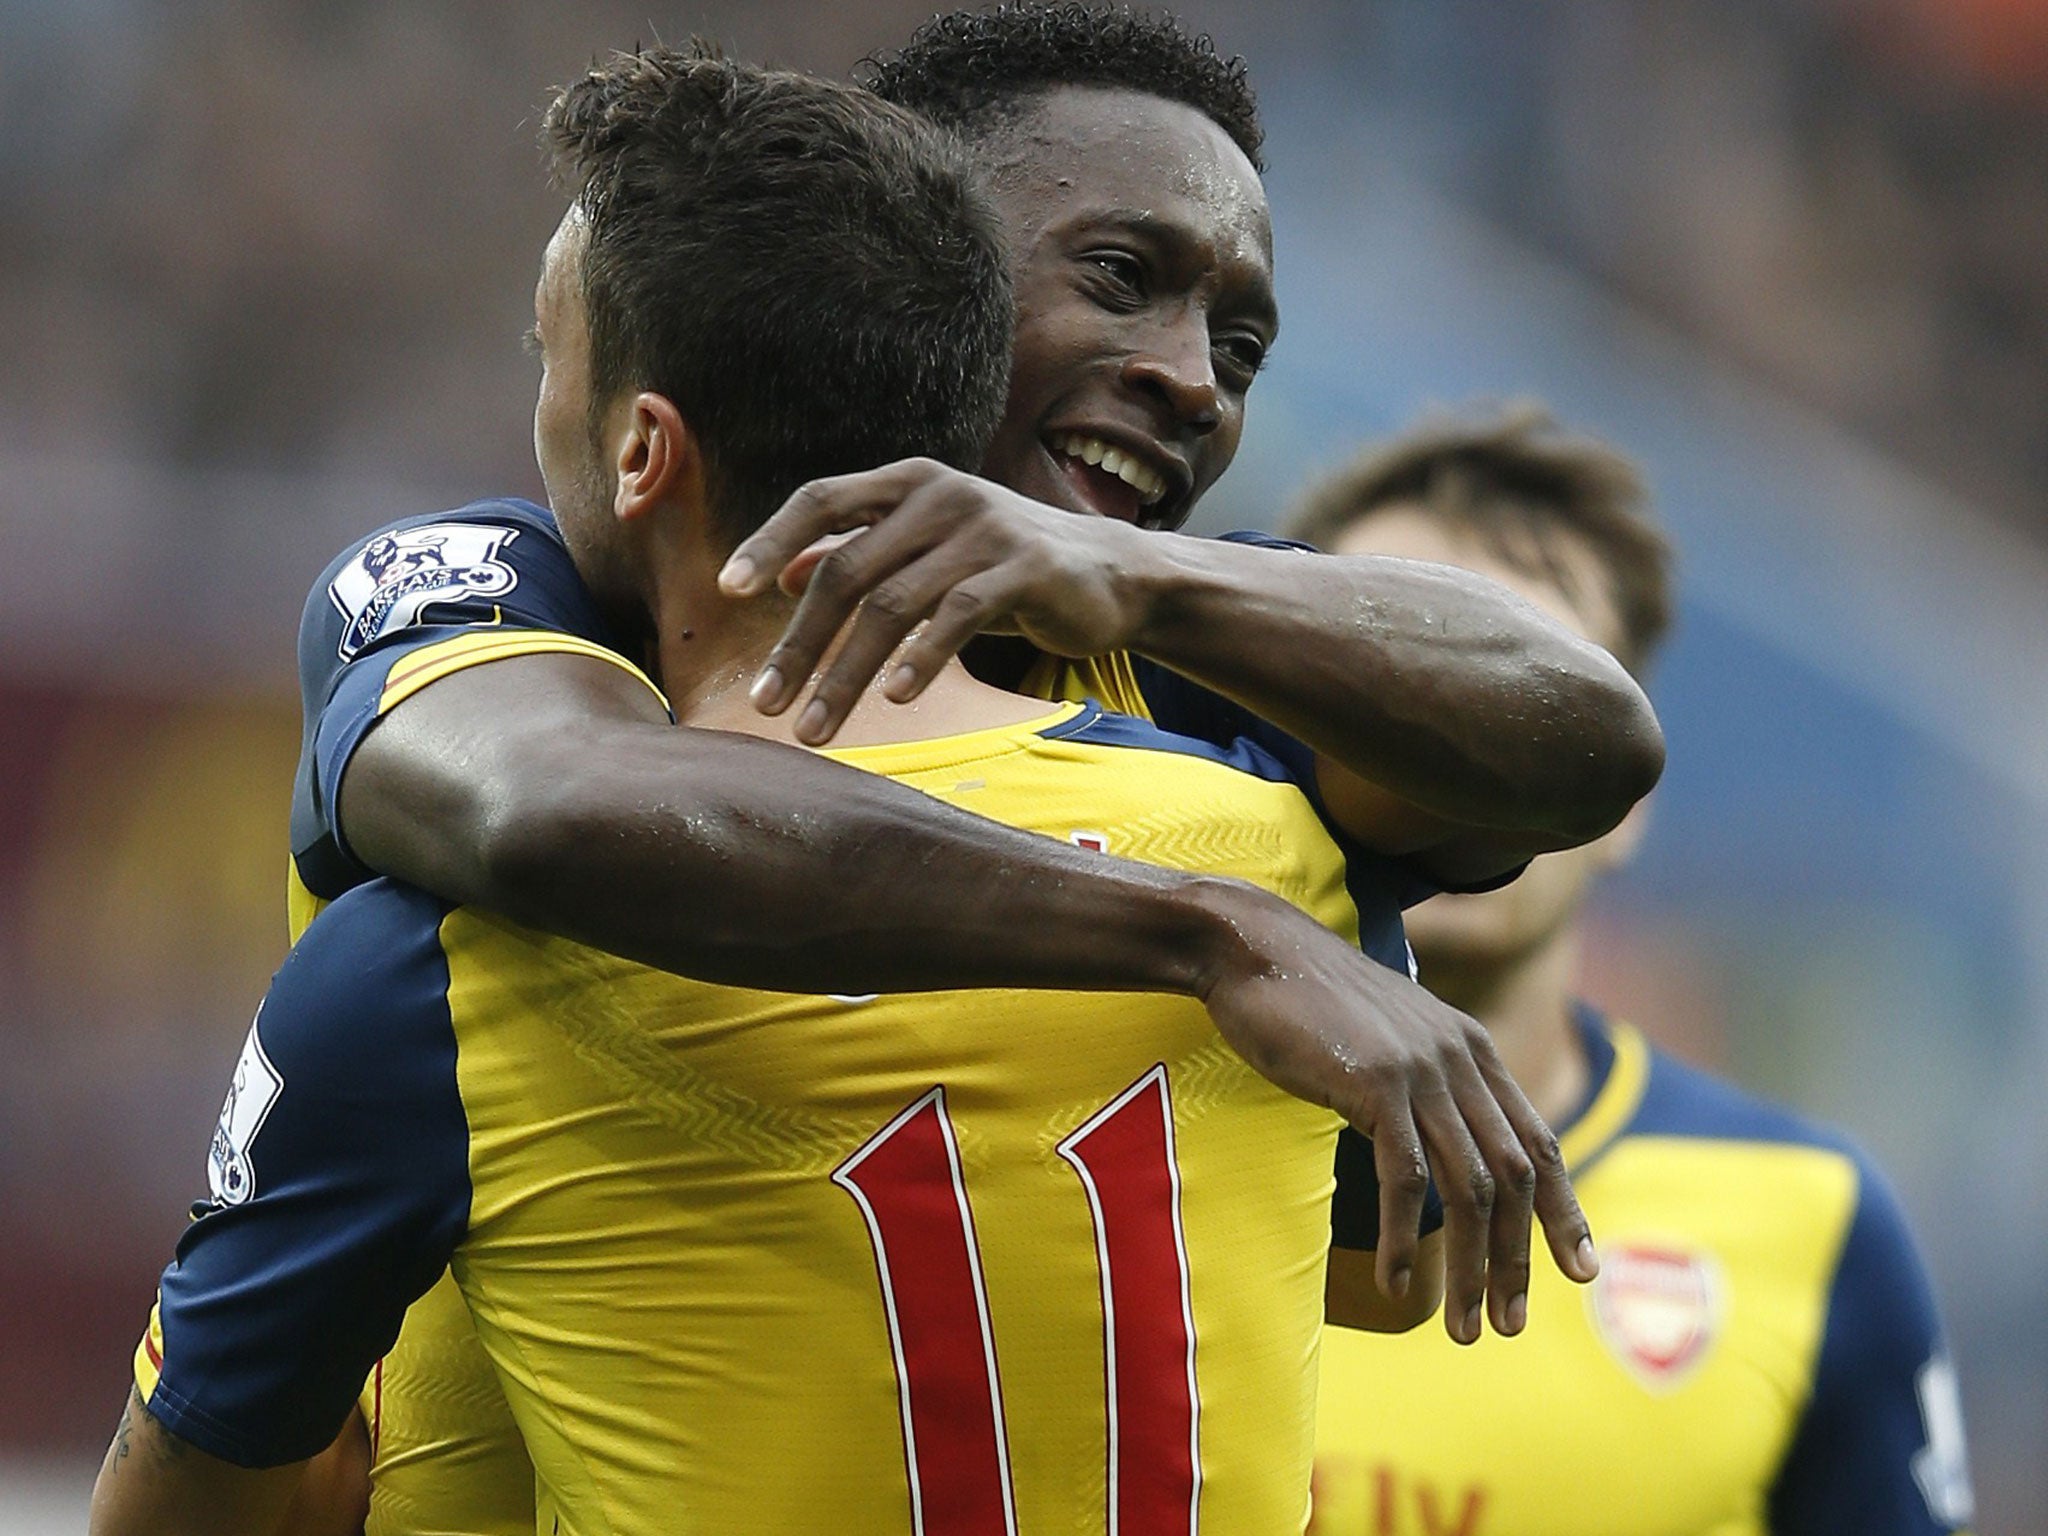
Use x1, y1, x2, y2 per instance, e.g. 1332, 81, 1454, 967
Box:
96, 49, 1466, 1536
1297, 405, 1974, 1536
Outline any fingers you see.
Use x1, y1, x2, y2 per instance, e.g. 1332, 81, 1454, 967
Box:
1410, 1077, 1494, 1346
1443, 1046, 1536, 1340
1479, 1048, 1598, 1285
719, 460, 945, 599
785, 545, 999, 745
745, 478, 974, 733
1368, 1107, 1428, 1304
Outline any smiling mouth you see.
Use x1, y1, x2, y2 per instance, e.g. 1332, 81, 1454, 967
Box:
1048, 431, 1170, 510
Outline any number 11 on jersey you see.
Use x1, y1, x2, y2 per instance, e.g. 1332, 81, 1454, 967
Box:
834, 1067, 1201, 1536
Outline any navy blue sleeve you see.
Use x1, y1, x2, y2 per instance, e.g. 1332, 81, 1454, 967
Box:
144, 883, 471, 1467
1768, 1159, 1975, 1534
290, 497, 633, 899
1329, 1128, 1445, 1251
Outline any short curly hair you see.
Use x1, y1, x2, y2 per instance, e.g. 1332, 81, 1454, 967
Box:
544, 45, 1013, 549
1286, 403, 1675, 675
860, 4, 1263, 172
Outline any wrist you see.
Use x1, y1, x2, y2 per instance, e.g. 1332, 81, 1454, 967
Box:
1161, 875, 1290, 1002
1114, 528, 1236, 663
1100, 519, 1190, 655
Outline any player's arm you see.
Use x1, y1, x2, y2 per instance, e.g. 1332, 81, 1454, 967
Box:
716, 461, 1663, 884
89, 1387, 318, 1536
97, 891, 468, 1536
341, 650, 1298, 997
308, 514, 1593, 1331
345, 656, 1590, 1332
1323, 1120, 1449, 1334
1768, 1162, 1976, 1535
1325, 1235, 1446, 1334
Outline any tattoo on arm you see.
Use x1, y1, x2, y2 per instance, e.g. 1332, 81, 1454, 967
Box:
113, 1395, 134, 1466
110, 1385, 186, 1475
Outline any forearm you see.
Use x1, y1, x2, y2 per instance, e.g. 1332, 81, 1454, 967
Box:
482, 731, 1266, 996
90, 1387, 304, 1536
1125, 537, 1663, 840
344, 665, 1260, 998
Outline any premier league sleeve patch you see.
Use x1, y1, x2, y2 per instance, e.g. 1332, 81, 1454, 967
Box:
208, 1014, 285, 1208
327, 522, 522, 659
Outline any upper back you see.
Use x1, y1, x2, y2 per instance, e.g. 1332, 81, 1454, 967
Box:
446, 702, 1358, 1534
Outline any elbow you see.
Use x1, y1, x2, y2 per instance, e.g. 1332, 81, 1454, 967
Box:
1545, 665, 1665, 845
1594, 675, 1666, 828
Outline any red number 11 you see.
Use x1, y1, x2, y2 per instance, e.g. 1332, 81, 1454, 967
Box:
833, 1066, 1200, 1536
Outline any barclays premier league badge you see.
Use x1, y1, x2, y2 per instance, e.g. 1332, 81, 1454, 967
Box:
208, 1016, 285, 1207
328, 522, 521, 658
1588, 1243, 1721, 1392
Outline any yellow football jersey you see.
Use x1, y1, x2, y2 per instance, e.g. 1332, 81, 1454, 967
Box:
263, 506, 1421, 1533
146, 697, 1384, 1535
1311, 1010, 1974, 1536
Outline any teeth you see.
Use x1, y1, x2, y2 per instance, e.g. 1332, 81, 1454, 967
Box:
1052, 432, 1167, 504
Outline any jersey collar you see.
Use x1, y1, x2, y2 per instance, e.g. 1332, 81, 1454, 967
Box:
1554, 1003, 1651, 1174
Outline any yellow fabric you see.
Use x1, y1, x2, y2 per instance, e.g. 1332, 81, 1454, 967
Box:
397, 704, 1352, 1535
360, 1271, 535, 1536
1310, 1024, 1861, 1536
349, 665, 1167, 1533
134, 1302, 164, 1402
1018, 650, 1155, 720
374, 629, 668, 717
305, 625, 655, 1535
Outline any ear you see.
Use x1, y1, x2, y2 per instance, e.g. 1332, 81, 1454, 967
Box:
608, 391, 702, 526
1590, 792, 1653, 875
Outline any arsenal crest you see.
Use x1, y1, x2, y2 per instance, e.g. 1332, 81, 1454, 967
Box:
1588, 1243, 1720, 1391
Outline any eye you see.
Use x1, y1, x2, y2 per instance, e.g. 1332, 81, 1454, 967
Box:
1213, 330, 1269, 386
1081, 249, 1146, 303
522, 324, 543, 358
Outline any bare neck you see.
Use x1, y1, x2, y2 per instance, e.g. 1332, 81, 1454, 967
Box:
644, 567, 1053, 749
1418, 925, 1594, 1128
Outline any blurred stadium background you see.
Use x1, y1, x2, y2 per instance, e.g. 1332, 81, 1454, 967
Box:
2, 0, 2043, 1527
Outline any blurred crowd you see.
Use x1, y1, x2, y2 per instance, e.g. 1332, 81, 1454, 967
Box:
1420, 0, 2048, 525
3, 0, 2042, 528
1, 0, 2043, 1521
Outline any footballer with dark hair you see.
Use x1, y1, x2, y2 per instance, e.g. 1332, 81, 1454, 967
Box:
97, 46, 1594, 1536
96, 7, 1666, 1533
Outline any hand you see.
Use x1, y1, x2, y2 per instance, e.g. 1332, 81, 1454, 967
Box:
1188, 880, 1597, 1345
718, 459, 1144, 744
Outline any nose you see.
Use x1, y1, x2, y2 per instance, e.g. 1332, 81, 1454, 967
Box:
1120, 316, 1222, 436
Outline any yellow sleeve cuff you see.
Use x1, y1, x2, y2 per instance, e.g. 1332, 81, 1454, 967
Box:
375, 630, 669, 718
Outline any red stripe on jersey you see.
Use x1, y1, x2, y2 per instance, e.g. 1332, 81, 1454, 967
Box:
1059, 1066, 1201, 1536
835, 1089, 1016, 1536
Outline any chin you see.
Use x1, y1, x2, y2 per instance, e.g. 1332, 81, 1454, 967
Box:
1404, 915, 1528, 975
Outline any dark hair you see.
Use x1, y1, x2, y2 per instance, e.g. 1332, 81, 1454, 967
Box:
1286, 403, 1675, 674
544, 45, 1014, 547
861, 4, 1264, 172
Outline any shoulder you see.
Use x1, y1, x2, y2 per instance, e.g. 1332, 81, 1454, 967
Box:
1039, 702, 1308, 789
1616, 1019, 1941, 1348
299, 496, 601, 667
1628, 1033, 1856, 1161
261, 880, 460, 1078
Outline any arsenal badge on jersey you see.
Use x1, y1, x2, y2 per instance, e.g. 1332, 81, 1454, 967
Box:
1588, 1243, 1721, 1391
